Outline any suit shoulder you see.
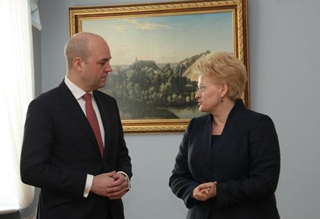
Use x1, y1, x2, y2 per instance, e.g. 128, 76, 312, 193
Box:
192, 113, 210, 122
30, 87, 59, 104
188, 114, 210, 128
244, 108, 274, 127
94, 90, 116, 102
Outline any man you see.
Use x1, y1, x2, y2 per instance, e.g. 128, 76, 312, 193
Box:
20, 32, 132, 219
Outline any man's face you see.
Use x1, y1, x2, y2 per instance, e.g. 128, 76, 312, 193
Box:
80, 40, 112, 91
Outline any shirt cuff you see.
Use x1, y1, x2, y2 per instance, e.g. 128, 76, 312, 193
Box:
83, 174, 93, 198
117, 171, 131, 190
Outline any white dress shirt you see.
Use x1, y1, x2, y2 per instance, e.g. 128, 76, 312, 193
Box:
64, 76, 129, 197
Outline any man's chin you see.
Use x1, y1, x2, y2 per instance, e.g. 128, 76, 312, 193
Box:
98, 81, 107, 88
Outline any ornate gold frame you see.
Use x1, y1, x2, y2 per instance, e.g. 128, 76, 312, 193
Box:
69, 0, 249, 134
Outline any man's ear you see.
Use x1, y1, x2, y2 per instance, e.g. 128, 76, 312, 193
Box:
73, 57, 83, 71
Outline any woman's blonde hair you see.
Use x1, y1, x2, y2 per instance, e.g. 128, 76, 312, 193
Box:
192, 52, 247, 100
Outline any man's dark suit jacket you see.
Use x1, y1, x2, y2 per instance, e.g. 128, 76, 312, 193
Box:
169, 100, 280, 219
20, 81, 132, 219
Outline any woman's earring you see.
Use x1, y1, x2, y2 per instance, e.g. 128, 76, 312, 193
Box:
220, 98, 224, 103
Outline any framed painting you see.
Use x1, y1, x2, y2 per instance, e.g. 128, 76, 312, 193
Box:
69, 0, 249, 134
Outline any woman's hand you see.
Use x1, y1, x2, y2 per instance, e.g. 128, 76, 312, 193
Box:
192, 181, 217, 201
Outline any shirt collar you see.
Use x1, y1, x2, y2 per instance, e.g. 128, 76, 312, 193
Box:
64, 76, 93, 100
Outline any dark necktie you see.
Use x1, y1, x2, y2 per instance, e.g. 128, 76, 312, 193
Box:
83, 93, 104, 158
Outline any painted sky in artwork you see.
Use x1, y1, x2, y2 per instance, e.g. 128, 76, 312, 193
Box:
82, 12, 233, 65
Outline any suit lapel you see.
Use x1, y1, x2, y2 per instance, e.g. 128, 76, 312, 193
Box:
220, 100, 246, 141
211, 100, 247, 157
204, 115, 213, 168
57, 81, 102, 157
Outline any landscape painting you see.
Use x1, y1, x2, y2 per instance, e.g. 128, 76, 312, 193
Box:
69, 0, 249, 133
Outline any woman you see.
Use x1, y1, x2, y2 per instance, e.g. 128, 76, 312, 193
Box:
169, 52, 280, 219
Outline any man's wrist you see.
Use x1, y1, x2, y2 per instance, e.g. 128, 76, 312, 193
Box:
117, 171, 130, 190
84, 174, 93, 197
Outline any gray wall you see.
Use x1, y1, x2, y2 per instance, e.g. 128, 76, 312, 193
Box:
32, 26, 42, 97
34, 0, 320, 218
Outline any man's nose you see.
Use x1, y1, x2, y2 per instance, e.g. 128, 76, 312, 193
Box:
105, 64, 112, 73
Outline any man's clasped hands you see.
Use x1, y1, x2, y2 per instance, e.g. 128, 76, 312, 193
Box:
91, 171, 129, 200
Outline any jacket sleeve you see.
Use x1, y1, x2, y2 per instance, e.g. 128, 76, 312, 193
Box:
169, 119, 199, 208
216, 115, 281, 208
114, 99, 132, 179
20, 99, 87, 198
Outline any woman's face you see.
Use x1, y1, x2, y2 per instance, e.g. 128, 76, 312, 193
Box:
195, 75, 224, 113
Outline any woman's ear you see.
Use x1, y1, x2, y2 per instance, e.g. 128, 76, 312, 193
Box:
221, 83, 228, 97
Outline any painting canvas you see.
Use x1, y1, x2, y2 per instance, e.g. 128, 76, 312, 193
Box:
69, 0, 249, 133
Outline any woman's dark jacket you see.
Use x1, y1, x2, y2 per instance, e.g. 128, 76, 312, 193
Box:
169, 100, 280, 219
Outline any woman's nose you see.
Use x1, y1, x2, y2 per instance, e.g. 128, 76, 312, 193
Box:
195, 89, 200, 99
